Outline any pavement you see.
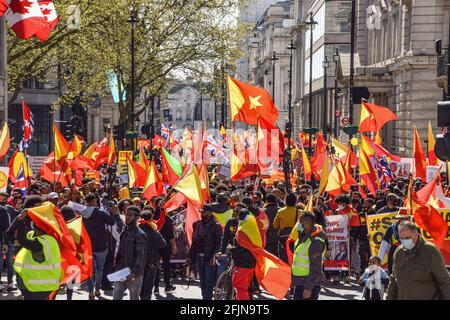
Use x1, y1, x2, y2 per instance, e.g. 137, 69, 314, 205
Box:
1, 273, 363, 300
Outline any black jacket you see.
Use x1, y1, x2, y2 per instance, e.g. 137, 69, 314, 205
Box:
140, 223, 167, 266
220, 218, 238, 253
0, 205, 19, 244
115, 225, 147, 276
81, 207, 115, 252
230, 243, 256, 269
264, 204, 279, 246
189, 216, 222, 264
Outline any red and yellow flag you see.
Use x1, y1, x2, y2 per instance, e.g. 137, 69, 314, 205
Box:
198, 162, 210, 204
427, 121, 437, 166
143, 161, 164, 201
107, 132, 116, 166
301, 145, 311, 181
413, 127, 427, 180
173, 165, 203, 206
227, 76, 278, 126
359, 143, 378, 195
236, 214, 291, 300
8, 150, 33, 183
358, 101, 397, 133
0, 122, 10, 162
67, 216, 93, 283
54, 123, 70, 161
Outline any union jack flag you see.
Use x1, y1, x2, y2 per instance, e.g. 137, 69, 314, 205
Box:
161, 124, 171, 140
206, 135, 226, 159
21, 100, 34, 147
374, 155, 392, 189
14, 163, 28, 197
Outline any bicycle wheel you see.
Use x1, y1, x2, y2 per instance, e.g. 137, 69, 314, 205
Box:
213, 270, 231, 300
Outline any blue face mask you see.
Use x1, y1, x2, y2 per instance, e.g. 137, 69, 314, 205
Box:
401, 238, 414, 250
297, 223, 304, 233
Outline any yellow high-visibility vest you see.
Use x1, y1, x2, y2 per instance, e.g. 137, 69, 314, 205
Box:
14, 232, 62, 292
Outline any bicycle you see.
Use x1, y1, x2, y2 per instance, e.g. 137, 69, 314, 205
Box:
212, 251, 235, 300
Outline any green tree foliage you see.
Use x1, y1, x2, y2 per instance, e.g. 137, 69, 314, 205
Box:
7, 0, 251, 129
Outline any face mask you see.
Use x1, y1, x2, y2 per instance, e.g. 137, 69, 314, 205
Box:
297, 223, 304, 233
369, 264, 378, 272
338, 205, 345, 210
401, 238, 414, 250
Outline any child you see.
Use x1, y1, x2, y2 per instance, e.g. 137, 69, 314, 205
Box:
360, 256, 389, 300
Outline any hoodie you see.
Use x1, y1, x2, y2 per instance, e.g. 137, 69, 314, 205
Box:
81, 206, 115, 252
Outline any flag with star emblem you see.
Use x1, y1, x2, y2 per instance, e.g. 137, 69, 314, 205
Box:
227, 76, 278, 126
235, 213, 291, 300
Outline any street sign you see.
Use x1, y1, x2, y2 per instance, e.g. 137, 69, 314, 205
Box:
28, 156, 47, 174
341, 117, 349, 125
335, 109, 342, 118
118, 151, 133, 165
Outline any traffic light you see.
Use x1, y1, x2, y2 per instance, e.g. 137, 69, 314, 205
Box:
285, 122, 292, 139
64, 123, 74, 140
113, 122, 125, 140
113, 125, 120, 139
434, 101, 450, 161
141, 123, 151, 138
70, 115, 84, 136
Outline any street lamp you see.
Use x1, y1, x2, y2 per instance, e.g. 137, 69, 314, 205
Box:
349, 0, 356, 126
270, 51, 279, 102
283, 40, 296, 192
127, 2, 138, 140
305, 12, 318, 157
333, 48, 340, 138
322, 55, 329, 139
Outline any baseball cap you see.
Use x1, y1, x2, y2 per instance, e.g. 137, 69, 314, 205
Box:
48, 192, 59, 200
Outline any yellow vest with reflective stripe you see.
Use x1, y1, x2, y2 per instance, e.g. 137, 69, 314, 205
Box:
292, 236, 326, 277
213, 209, 233, 227
14, 232, 62, 292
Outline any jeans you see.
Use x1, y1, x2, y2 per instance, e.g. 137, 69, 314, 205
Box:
215, 255, 227, 284
88, 250, 108, 292
154, 246, 171, 290
140, 265, 157, 300
195, 254, 216, 300
2, 242, 14, 284
113, 275, 144, 300
293, 285, 321, 300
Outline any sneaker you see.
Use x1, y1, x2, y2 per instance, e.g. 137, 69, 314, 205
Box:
7, 284, 17, 292
95, 290, 102, 297
88, 292, 95, 300
165, 285, 176, 293
154, 289, 160, 296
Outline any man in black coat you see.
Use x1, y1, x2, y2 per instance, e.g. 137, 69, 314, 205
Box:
139, 210, 167, 300
0, 192, 19, 292
263, 193, 279, 257
80, 193, 115, 299
188, 204, 222, 300
113, 206, 147, 300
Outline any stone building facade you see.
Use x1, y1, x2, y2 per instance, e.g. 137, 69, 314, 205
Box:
291, 0, 352, 135
162, 83, 216, 130
337, 0, 449, 156
0, 19, 7, 125
247, 1, 292, 129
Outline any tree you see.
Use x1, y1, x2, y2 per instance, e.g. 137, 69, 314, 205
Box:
7, 0, 251, 131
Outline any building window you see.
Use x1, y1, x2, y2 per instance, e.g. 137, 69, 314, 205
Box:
305, 4, 326, 52
304, 45, 325, 85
